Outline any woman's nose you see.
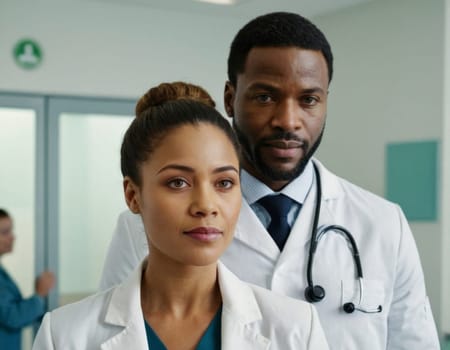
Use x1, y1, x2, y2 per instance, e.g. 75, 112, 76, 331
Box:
189, 187, 218, 217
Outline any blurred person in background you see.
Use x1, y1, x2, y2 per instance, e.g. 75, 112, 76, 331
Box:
0, 208, 55, 350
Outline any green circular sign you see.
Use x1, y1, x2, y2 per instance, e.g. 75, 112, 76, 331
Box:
13, 39, 43, 70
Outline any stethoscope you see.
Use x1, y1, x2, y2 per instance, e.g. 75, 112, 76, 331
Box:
304, 164, 382, 314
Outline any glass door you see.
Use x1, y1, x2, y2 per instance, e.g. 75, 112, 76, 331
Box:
0, 94, 45, 350
46, 97, 134, 309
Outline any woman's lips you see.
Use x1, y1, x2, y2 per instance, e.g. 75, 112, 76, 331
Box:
183, 227, 223, 242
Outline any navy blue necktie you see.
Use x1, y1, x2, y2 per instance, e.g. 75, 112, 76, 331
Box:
258, 194, 295, 250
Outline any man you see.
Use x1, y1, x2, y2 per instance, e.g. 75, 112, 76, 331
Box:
99, 12, 439, 349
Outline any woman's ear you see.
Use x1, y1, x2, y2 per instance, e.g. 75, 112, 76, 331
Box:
224, 81, 235, 118
123, 177, 141, 214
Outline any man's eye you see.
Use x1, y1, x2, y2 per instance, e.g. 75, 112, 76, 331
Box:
302, 96, 319, 106
255, 94, 272, 103
168, 179, 188, 189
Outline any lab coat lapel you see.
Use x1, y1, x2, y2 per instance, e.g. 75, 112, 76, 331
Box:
218, 263, 270, 350
234, 200, 280, 261
101, 261, 271, 349
312, 158, 345, 228
234, 159, 344, 262
101, 262, 148, 350
279, 159, 343, 259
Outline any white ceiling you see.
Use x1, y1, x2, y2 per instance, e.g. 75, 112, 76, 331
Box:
82, 0, 373, 19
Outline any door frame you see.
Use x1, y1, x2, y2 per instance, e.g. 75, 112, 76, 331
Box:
0, 92, 47, 285
46, 96, 135, 309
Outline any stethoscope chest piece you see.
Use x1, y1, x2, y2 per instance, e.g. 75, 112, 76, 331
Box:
304, 285, 325, 303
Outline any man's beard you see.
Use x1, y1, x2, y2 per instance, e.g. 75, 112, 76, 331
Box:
233, 121, 324, 182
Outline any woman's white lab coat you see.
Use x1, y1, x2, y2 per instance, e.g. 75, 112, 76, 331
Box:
33, 261, 329, 350
99, 159, 440, 350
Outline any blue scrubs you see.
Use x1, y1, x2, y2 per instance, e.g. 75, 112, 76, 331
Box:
0, 265, 45, 350
145, 306, 222, 350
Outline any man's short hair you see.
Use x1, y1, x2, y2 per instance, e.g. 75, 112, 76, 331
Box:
227, 12, 333, 86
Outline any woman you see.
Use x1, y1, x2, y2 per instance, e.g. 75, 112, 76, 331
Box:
32, 82, 329, 349
0, 209, 55, 350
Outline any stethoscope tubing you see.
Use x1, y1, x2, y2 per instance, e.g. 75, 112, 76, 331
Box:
306, 163, 381, 313
307, 164, 364, 287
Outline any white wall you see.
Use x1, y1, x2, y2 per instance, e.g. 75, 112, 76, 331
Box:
0, 0, 245, 107
313, 0, 446, 335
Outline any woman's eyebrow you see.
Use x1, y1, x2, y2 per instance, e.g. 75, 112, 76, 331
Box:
213, 165, 239, 174
157, 164, 194, 174
157, 164, 239, 175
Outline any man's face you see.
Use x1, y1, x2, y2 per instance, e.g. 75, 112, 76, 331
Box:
225, 47, 328, 190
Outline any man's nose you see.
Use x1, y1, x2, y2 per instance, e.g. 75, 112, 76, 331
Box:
272, 99, 304, 131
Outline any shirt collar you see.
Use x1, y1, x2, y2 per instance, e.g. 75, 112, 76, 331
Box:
241, 160, 314, 205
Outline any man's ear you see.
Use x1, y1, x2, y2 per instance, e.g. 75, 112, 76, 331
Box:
224, 81, 236, 118
123, 177, 141, 214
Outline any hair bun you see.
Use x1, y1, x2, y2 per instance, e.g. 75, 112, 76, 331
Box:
136, 81, 216, 117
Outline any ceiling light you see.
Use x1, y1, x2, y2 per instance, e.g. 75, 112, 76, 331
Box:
194, 0, 237, 5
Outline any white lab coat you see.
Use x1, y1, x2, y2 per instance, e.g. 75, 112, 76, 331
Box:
99, 159, 440, 350
33, 261, 329, 350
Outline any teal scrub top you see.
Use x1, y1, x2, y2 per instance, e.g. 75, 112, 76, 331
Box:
0, 265, 45, 350
144, 306, 222, 350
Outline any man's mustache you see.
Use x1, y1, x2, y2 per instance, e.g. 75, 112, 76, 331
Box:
261, 131, 304, 143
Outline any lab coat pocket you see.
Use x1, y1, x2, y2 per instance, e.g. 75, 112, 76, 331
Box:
339, 280, 387, 349
341, 279, 385, 314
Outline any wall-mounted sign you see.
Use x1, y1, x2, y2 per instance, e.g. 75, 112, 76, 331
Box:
13, 38, 43, 70
386, 140, 438, 221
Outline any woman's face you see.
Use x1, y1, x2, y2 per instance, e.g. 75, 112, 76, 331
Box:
124, 123, 241, 267
0, 217, 14, 255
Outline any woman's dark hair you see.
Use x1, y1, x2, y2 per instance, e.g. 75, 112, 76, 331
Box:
227, 11, 333, 86
121, 82, 240, 186
0, 209, 10, 219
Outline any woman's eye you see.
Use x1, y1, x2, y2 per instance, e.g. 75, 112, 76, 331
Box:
168, 179, 188, 189
217, 179, 234, 189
